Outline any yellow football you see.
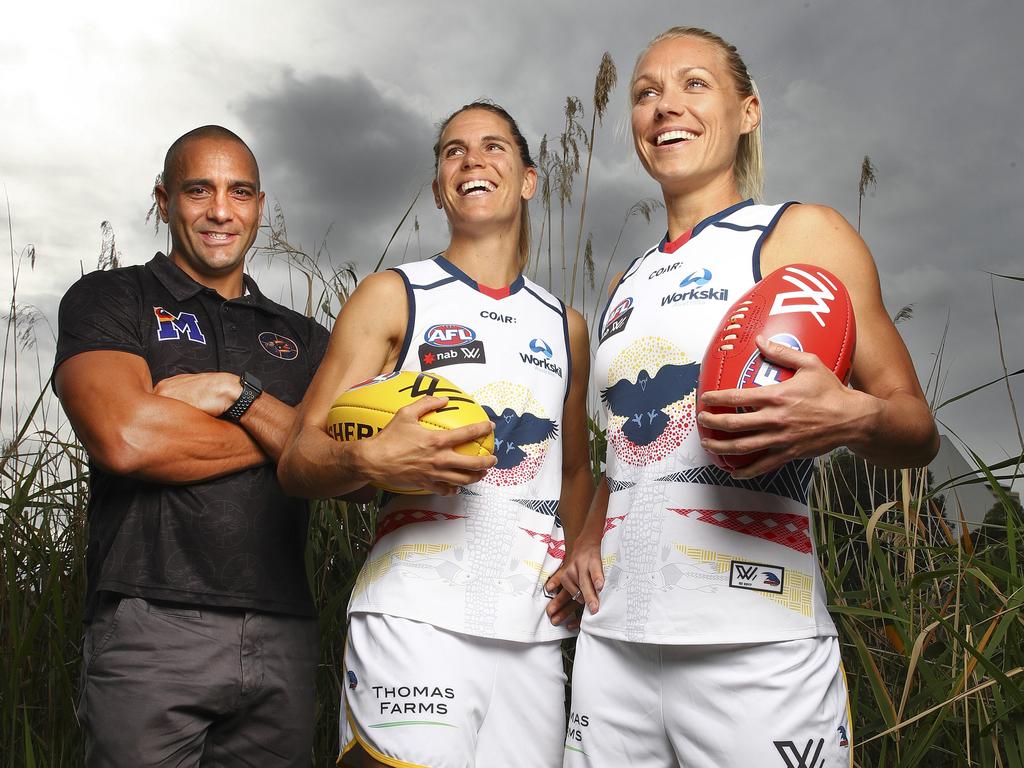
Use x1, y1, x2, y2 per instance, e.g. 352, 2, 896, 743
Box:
325, 370, 495, 495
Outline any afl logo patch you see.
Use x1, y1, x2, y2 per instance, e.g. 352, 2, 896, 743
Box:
600, 297, 634, 343
259, 332, 298, 360
424, 323, 477, 348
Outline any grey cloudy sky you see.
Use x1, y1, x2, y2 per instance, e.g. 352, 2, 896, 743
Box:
2, 0, 1022, 485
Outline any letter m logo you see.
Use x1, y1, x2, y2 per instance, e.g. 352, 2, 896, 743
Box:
154, 306, 207, 344
773, 739, 825, 768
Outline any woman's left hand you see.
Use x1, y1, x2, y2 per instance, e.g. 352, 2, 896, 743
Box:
697, 334, 870, 478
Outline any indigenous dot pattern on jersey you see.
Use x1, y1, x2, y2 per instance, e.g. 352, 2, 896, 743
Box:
475, 380, 557, 487
601, 336, 699, 466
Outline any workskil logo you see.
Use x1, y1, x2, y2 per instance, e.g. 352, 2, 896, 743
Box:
661, 268, 730, 306
679, 267, 712, 288
520, 338, 562, 377
418, 323, 486, 370
529, 338, 553, 358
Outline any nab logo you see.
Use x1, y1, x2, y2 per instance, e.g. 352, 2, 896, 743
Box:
679, 267, 712, 288
773, 739, 825, 768
424, 323, 476, 347
529, 338, 553, 359
154, 307, 206, 344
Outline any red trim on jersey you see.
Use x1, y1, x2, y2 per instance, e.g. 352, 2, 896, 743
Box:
662, 228, 694, 254
476, 282, 511, 299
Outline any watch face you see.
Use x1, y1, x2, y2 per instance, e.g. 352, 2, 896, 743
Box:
242, 372, 263, 392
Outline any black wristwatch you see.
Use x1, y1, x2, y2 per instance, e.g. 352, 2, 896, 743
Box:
222, 371, 263, 423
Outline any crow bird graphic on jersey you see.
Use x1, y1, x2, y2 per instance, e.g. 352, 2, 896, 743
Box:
481, 405, 559, 470
601, 362, 700, 446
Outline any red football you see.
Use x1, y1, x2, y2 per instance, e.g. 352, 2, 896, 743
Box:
697, 263, 856, 471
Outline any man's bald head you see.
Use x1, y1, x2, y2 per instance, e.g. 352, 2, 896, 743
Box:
162, 125, 260, 192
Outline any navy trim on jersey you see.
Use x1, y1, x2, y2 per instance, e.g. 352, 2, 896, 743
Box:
559, 299, 572, 403
433, 254, 525, 298
407, 277, 458, 291
524, 285, 562, 317
596, 249, 652, 333
752, 201, 798, 282
713, 221, 767, 233
389, 267, 416, 368
656, 198, 754, 251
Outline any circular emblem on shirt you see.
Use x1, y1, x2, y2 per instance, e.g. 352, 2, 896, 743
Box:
474, 380, 557, 487
602, 336, 699, 466
259, 332, 298, 360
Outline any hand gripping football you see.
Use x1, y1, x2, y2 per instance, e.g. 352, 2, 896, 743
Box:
326, 370, 495, 494
697, 263, 856, 471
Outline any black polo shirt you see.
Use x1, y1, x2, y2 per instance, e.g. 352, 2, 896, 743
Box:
54, 253, 330, 621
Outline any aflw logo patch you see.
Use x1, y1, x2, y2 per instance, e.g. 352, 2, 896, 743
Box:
729, 560, 785, 594
774, 739, 824, 768
154, 307, 206, 344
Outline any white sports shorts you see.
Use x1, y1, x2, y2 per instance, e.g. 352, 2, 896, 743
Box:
340, 612, 567, 768
564, 632, 852, 768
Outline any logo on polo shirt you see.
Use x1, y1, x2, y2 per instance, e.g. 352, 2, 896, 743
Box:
154, 306, 206, 344
259, 332, 298, 360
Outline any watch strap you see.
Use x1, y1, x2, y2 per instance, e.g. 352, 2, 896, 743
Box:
222, 372, 263, 423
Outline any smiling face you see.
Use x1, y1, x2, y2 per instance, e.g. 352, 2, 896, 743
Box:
432, 108, 537, 237
631, 35, 760, 198
155, 136, 265, 288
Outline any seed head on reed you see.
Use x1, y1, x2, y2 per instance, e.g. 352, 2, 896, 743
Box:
593, 52, 618, 124
97, 221, 121, 271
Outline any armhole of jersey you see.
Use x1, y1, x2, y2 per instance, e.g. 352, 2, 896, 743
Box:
559, 298, 571, 403
596, 252, 645, 335
390, 267, 416, 370
751, 201, 798, 282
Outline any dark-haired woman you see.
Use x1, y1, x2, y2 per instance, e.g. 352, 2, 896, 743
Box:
553, 28, 937, 768
279, 102, 593, 768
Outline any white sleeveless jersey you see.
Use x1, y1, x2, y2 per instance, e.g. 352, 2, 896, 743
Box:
585, 200, 838, 644
347, 256, 573, 642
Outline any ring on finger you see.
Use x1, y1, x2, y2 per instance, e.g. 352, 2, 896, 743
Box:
572, 590, 583, 602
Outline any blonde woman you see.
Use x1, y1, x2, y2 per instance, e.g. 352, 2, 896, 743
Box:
553, 28, 937, 768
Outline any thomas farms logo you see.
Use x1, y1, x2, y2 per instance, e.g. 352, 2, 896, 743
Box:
418, 323, 486, 370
